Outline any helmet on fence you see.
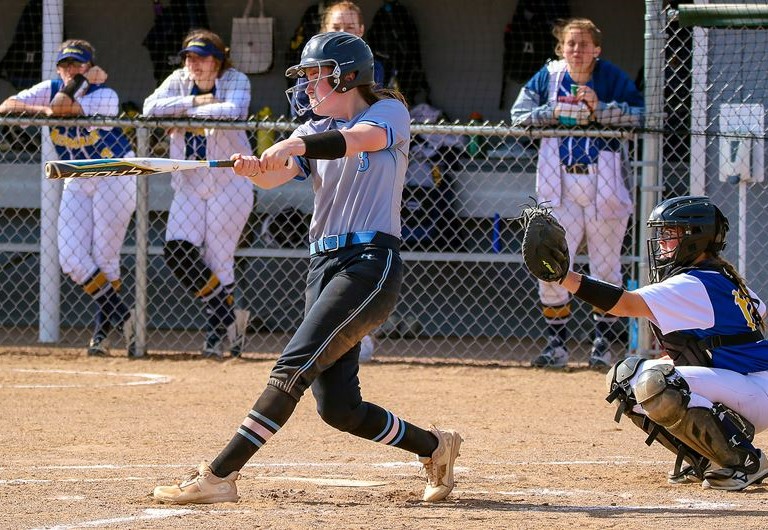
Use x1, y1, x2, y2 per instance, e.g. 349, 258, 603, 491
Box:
285, 32, 374, 116
646, 196, 729, 282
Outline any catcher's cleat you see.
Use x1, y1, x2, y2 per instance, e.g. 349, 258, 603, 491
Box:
702, 450, 768, 491
226, 309, 250, 358
588, 337, 612, 370
153, 461, 240, 504
87, 333, 110, 357
531, 336, 569, 368
420, 427, 463, 502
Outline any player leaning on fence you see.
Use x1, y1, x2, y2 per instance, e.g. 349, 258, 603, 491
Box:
510, 18, 644, 370
142, 29, 253, 359
151, 32, 463, 505
0, 39, 137, 357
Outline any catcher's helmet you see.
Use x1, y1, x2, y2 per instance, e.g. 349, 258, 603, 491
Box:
285, 32, 374, 115
646, 196, 729, 282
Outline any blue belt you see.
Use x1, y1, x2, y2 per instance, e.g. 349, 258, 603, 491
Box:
309, 231, 378, 256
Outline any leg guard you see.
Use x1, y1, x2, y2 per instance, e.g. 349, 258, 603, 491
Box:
635, 365, 760, 472
163, 239, 218, 296
606, 357, 709, 481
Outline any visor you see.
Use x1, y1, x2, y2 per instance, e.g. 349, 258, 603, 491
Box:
179, 39, 224, 61
56, 45, 92, 65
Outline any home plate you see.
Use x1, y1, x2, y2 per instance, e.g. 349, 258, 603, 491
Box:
253, 475, 388, 487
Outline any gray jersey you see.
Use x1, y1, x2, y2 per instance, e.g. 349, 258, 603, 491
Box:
291, 98, 410, 242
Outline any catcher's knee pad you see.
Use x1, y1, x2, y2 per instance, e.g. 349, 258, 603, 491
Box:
634, 363, 688, 426
163, 239, 216, 295
608, 360, 710, 480
605, 355, 645, 421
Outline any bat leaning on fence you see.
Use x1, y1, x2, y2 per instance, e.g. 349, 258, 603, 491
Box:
44, 158, 236, 179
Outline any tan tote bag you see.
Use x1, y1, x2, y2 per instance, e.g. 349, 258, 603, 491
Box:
230, 0, 274, 74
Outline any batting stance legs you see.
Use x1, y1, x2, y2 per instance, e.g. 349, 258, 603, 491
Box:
155, 245, 461, 503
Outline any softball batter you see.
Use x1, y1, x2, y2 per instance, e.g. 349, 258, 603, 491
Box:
511, 18, 644, 369
0, 40, 136, 357
143, 30, 253, 358
548, 196, 768, 490
152, 32, 462, 504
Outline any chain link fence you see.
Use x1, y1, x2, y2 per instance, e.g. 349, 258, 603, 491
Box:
3, 1, 768, 365
0, 115, 639, 364
660, 2, 768, 300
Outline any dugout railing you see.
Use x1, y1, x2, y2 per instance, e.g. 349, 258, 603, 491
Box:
0, 115, 642, 364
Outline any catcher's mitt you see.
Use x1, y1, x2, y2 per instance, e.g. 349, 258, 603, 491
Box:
519, 200, 570, 283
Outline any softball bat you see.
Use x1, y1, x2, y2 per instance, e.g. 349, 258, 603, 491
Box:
44, 158, 236, 179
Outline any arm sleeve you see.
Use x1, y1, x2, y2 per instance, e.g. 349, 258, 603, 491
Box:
188, 70, 251, 119
510, 69, 555, 127
636, 274, 716, 334
142, 71, 196, 116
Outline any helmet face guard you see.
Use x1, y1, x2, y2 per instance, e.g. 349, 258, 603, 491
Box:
285, 60, 342, 117
285, 32, 374, 117
646, 196, 729, 283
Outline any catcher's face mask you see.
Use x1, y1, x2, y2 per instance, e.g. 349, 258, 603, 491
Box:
648, 225, 686, 283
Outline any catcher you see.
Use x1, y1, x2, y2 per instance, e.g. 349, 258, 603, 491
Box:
520, 196, 768, 490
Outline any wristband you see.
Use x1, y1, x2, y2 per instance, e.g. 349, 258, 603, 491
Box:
574, 275, 624, 313
301, 130, 347, 159
60, 74, 89, 101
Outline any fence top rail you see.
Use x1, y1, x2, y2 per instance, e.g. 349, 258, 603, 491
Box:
675, 4, 768, 28
0, 114, 637, 139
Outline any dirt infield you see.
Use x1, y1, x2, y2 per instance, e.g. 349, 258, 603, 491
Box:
2, 351, 768, 530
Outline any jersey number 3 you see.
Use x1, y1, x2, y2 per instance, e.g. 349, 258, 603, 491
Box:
357, 152, 369, 172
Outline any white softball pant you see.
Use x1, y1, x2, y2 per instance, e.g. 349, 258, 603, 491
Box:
58, 172, 137, 285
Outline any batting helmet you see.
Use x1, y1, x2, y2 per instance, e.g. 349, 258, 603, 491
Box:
646, 196, 729, 282
286, 31, 374, 93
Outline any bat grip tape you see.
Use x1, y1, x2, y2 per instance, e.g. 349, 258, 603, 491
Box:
574, 275, 625, 313
209, 160, 236, 168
